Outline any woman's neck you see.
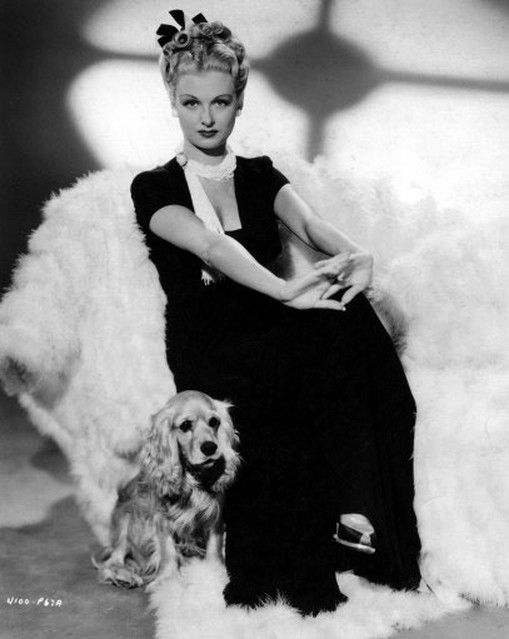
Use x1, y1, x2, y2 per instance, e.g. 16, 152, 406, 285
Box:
183, 141, 227, 166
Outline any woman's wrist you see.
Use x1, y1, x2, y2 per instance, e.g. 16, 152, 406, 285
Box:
205, 234, 287, 300
275, 278, 289, 302
304, 217, 365, 257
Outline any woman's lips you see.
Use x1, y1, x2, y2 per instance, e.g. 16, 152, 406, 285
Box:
198, 130, 218, 138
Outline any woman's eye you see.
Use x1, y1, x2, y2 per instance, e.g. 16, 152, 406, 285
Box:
209, 416, 220, 429
214, 100, 231, 107
179, 420, 193, 432
183, 101, 198, 108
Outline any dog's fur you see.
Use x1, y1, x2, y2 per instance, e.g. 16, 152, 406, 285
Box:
93, 390, 240, 588
0, 167, 405, 549
4, 164, 509, 615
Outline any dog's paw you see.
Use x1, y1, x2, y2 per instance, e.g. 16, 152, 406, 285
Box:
98, 564, 144, 589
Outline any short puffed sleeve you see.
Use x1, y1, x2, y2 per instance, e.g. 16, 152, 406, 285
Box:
261, 155, 290, 206
130, 169, 178, 235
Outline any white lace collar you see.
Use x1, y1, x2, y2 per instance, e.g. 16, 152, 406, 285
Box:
176, 147, 236, 181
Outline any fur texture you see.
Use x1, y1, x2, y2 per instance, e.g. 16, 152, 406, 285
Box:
1, 154, 508, 636
149, 559, 469, 639
149, 153, 509, 636
0, 168, 173, 544
94, 391, 240, 588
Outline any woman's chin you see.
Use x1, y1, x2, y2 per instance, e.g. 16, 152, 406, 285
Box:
187, 139, 227, 158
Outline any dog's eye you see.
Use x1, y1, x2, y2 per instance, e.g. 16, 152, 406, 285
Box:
209, 416, 220, 429
179, 420, 193, 433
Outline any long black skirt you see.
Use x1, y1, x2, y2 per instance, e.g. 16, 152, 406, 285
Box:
168, 282, 421, 616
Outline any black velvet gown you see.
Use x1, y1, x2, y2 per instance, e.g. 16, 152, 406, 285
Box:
131, 155, 421, 616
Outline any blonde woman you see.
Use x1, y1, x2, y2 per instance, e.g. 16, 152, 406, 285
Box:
131, 9, 421, 616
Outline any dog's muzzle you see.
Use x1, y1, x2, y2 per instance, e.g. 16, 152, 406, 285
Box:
186, 455, 226, 487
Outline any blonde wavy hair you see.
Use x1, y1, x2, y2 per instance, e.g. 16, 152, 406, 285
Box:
158, 21, 249, 99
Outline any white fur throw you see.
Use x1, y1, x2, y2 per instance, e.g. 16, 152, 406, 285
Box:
0, 168, 173, 544
1, 156, 508, 638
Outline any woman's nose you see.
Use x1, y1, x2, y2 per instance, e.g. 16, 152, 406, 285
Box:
200, 107, 214, 127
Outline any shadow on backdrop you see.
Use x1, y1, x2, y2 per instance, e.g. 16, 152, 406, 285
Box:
253, 0, 509, 158
2, 0, 509, 293
0, 0, 105, 293
484, 0, 509, 11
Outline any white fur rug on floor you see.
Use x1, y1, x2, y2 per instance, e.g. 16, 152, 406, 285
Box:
149, 560, 469, 639
3, 150, 506, 637
148, 153, 509, 638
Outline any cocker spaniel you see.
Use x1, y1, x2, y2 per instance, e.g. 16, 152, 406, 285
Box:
93, 390, 240, 588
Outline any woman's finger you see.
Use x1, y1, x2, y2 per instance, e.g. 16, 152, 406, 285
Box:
321, 282, 343, 299
313, 264, 342, 280
314, 299, 347, 311
314, 254, 351, 269
287, 273, 332, 302
340, 284, 363, 306
299, 268, 334, 289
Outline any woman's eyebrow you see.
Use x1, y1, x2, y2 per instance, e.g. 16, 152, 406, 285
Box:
178, 93, 234, 100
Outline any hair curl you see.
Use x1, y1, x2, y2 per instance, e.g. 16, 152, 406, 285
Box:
158, 21, 249, 99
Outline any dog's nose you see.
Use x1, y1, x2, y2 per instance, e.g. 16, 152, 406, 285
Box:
200, 441, 218, 457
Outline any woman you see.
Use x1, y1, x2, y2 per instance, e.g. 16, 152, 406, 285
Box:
131, 10, 421, 616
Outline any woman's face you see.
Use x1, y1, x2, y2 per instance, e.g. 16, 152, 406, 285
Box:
172, 69, 242, 160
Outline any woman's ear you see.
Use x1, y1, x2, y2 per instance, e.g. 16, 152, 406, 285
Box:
171, 100, 178, 118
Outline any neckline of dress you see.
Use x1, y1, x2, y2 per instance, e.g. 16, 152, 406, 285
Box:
169, 155, 245, 234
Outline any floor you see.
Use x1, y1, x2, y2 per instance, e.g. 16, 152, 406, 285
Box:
1, 391, 508, 639
0, 393, 154, 639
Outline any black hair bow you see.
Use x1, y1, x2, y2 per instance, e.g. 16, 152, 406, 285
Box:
156, 10, 207, 47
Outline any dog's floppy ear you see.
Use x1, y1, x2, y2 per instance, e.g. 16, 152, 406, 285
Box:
139, 403, 182, 496
214, 399, 241, 491
215, 400, 239, 449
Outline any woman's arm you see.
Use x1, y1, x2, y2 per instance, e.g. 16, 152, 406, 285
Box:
274, 184, 364, 256
274, 184, 374, 306
150, 204, 285, 298
149, 204, 345, 310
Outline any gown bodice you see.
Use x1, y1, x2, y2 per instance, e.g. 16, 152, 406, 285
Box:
131, 155, 289, 310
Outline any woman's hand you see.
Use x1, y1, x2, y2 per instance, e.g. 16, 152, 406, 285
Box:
279, 259, 351, 311
314, 252, 374, 308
